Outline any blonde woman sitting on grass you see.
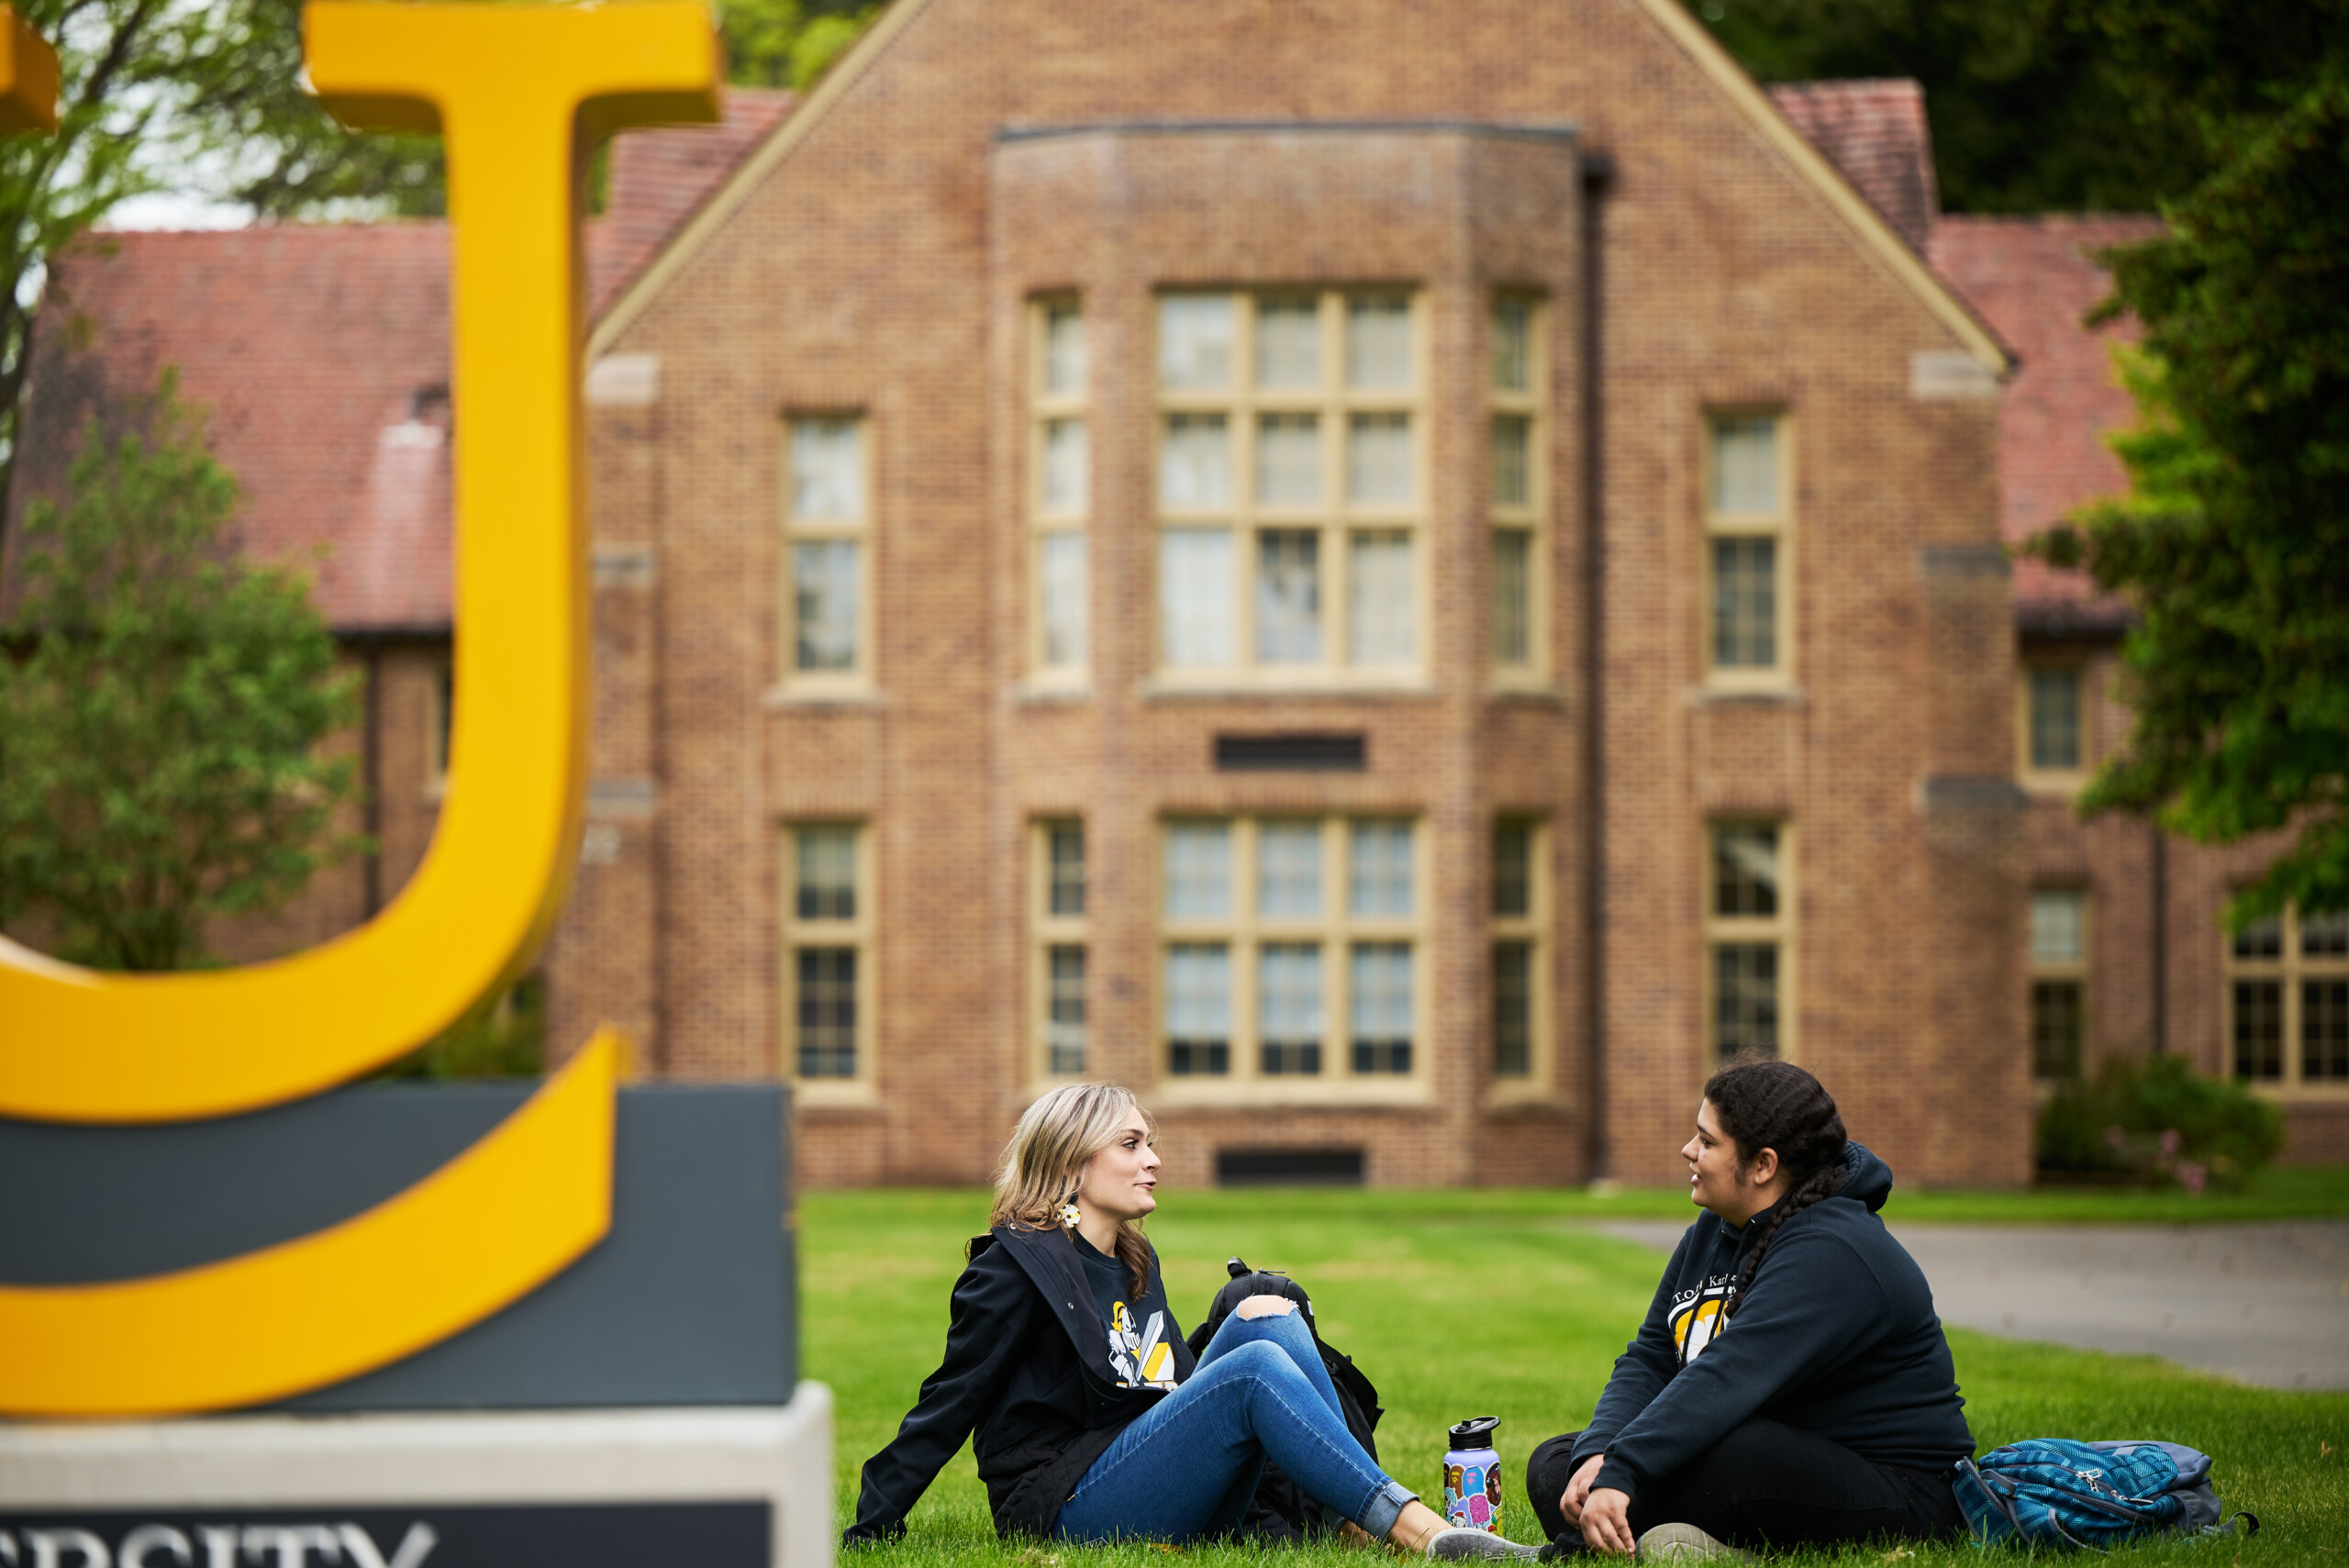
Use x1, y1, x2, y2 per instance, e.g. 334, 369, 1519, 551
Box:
844, 1082, 1531, 1557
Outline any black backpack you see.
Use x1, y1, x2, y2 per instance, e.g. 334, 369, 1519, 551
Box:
1184, 1257, 1386, 1542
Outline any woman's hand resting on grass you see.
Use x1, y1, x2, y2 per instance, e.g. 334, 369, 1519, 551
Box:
1558, 1454, 1636, 1554
1579, 1488, 1634, 1554
1557, 1453, 1602, 1525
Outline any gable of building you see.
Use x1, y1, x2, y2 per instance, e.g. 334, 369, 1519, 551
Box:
591, 0, 2009, 376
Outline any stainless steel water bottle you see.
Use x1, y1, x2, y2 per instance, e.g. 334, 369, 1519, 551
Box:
1442, 1416, 1504, 1533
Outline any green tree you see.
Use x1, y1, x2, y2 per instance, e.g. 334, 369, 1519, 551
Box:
0, 372, 363, 971
1696, 0, 2200, 212
0, 1, 439, 521
2028, 7, 2349, 926
718, 0, 878, 91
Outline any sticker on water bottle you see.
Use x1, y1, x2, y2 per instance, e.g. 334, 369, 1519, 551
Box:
1443, 1461, 1500, 1531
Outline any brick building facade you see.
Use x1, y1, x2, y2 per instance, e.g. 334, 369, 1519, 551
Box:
13, 0, 2340, 1184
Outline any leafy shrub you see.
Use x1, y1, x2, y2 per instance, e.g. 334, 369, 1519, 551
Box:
380, 973, 545, 1079
2036, 1053, 2284, 1192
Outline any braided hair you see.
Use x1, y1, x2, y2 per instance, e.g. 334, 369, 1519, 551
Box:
1704, 1059, 1848, 1321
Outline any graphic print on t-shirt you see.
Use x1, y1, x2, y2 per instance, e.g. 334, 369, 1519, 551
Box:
1108, 1299, 1179, 1389
1668, 1273, 1739, 1365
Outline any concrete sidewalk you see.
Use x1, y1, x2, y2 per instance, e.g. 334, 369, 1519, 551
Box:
1595, 1220, 2349, 1391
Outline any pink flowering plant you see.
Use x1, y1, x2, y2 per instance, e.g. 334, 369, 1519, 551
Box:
2039, 1054, 2282, 1191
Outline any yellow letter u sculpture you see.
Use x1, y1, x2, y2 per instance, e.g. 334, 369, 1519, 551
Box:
0, 3, 719, 1417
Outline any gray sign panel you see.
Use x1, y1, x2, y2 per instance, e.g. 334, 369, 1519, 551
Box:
0, 1083, 793, 1409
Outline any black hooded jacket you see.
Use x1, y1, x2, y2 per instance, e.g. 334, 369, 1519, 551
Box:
1570, 1144, 1973, 1501
845, 1224, 1198, 1543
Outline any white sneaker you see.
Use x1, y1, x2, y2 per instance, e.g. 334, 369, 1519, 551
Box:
1426, 1526, 1544, 1561
1633, 1523, 1751, 1562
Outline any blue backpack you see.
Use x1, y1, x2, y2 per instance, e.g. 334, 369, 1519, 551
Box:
1953, 1440, 2258, 1551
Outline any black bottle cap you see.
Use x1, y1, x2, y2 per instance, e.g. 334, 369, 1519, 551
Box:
1449, 1416, 1500, 1449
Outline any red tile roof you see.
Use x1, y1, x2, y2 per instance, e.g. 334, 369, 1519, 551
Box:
11, 224, 454, 632
1930, 214, 2165, 628
1768, 79, 1938, 255
6, 90, 794, 633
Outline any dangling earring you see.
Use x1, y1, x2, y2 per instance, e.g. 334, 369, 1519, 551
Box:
1057, 1196, 1083, 1229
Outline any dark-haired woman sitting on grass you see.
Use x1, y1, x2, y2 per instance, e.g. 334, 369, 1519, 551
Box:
1528, 1060, 1974, 1562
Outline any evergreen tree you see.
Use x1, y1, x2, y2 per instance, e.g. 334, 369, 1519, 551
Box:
1698, 0, 2199, 212
2030, 6, 2349, 924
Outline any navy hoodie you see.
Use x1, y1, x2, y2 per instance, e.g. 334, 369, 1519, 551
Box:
1571, 1143, 1973, 1501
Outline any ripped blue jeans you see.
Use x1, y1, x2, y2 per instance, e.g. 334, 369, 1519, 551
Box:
1053, 1304, 1417, 1544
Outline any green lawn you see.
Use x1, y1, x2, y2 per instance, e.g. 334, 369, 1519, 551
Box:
808, 1187, 2347, 1566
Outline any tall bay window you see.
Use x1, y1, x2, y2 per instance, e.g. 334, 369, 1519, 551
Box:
1159, 816, 1422, 1091
1490, 294, 1548, 680
1491, 817, 1549, 1084
426, 653, 453, 793
2030, 889, 2088, 1080
1703, 413, 1790, 688
785, 416, 869, 688
1706, 821, 1789, 1062
1030, 298, 1089, 681
1032, 817, 1089, 1077
785, 823, 872, 1093
2229, 905, 2349, 1088
1155, 291, 1422, 684
2019, 661, 2088, 789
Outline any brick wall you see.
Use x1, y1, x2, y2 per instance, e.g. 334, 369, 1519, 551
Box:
2021, 641, 2349, 1162
18, 0, 2323, 1180
568, 0, 2027, 1190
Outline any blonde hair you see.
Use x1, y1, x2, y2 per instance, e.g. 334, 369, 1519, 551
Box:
989, 1082, 1156, 1297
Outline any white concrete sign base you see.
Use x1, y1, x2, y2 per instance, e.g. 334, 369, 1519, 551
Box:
0, 1385, 832, 1568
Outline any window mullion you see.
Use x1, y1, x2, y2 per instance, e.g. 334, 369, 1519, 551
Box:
1325, 519, 1346, 674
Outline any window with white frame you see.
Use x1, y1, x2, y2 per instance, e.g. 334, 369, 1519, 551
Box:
1031, 299, 1089, 679
1492, 817, 1548, 1082
1154, 291, 1422, 681
1706, 821, 1788, 1061
785, 823, 870, 1084
785, 416, 869, 684
426, 652, 453, 792
2228, 905, 2349, 1089
1159, 816, 1421, 1084
2019, 661, 2087, 785
2030, 889, 2088, 1080
1704, 413, 1790, 686
1033, 817, 1088, 1077
1490, 295, 1547, 677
